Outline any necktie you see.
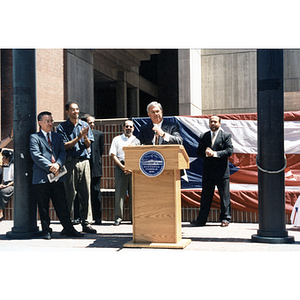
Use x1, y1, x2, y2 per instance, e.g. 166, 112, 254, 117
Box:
211, 132, 217, 147
155, 134, 159, 145
47, 133, 56, 163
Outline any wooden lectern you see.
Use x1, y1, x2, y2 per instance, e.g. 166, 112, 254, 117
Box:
123, 145, 191, 249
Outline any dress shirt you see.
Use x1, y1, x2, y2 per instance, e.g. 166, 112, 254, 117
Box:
211, 128, 220, 140
56, 119, 94, 159
209, 128, 221, 158
41, 129, 51, 142
152, 121, 170, 144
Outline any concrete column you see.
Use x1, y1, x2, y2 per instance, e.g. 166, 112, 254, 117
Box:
6, 49, 39, 239
116, 71, 127, 117
66, 50, 94, 116
178, 49, 202, 116
128, 87, 139, 117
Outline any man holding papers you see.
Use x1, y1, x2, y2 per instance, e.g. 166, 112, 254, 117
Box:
30, 111, 83, 239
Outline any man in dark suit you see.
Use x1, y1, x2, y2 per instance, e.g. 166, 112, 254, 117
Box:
191, 115, 233, 227
135, 101, 183, 145
83, 115, 104, 225
30, 111, 83, 239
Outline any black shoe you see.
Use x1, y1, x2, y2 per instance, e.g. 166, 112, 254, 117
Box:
60, 228, 66, 236
65, 228, 84, 237
82, 224, 97, 234
72, 217, 81, 225
94, 219, 102, 225
114, 220, 121, 226
190, 220, 205, 227
44, 232, 52, 240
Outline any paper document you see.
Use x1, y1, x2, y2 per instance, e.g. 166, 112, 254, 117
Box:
47, 165, 67, 183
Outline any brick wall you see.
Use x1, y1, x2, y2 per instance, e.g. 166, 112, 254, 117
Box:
0, 49, 14, 146
36, 49, 65, 121
95, 119, 132, 221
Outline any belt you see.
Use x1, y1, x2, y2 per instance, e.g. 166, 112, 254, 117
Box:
67, 156, 88, 162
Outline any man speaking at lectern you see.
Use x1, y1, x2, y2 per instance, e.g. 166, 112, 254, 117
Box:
135, 101, 183, 145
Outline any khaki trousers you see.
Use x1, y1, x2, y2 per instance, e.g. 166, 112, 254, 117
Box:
64, 158, 93, 225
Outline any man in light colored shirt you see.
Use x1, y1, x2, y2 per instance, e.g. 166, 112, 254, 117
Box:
109, 120, 138, 225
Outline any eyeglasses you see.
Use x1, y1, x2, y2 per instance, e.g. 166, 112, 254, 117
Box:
43, 119, 54, 124
125, 125, 133, 128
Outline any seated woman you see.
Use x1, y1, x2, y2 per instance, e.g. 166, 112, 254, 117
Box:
0, 150, 14, 221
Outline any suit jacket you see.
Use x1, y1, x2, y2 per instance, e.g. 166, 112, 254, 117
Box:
197, 130, 233, 179
136, 119, 183, 145
90, 129, 104, 178
30, 131, 67, 184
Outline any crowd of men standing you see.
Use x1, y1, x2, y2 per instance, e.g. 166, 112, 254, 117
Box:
3, 100, 234, 239
29, 101, 105, 239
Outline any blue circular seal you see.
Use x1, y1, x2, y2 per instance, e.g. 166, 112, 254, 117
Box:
139, 150, 165, 177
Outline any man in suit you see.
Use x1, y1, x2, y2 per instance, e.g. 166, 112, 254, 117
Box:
135, 101, 183, 145
83, 114, 104, 225
191, 115, 233, 227
30, 111, 83, 239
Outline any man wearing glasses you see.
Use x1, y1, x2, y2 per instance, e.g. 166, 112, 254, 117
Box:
30, 111, 83, 239
109, 120, 138, 226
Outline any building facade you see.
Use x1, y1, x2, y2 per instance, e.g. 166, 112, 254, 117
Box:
2, 48, 300, 134
1, 48, 300, 222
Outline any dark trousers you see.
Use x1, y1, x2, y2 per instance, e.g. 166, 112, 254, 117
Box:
91, 176, 102, 220
114, 165, 132, 222
34, 181, 73, 233
197, 177, 231, 224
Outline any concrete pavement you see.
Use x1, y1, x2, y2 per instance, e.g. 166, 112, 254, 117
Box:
1, 220, 300, 300
1, 220, 300, 251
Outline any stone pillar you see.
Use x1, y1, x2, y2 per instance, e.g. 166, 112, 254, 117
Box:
252, 49, 294, 244
66, 50, 94, 116
128, 87, 139, 117
6, 49, 39, 239
116, 71, 127, 117
178, 49, 202, 116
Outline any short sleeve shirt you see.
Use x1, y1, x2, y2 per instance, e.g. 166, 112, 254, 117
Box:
56, 118, 94, 159
109, 134, 136, 161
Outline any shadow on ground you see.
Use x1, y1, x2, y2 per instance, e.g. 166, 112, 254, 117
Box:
87, 233, 132, 249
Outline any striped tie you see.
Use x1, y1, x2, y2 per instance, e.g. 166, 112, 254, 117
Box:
155, 134, 160, 145
47, 133, 56, 163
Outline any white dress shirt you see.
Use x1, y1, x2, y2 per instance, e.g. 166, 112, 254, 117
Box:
152, 121, 170, 144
